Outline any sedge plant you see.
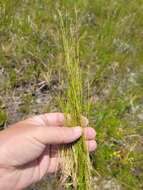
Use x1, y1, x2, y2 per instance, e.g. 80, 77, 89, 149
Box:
57, 10, 93, 190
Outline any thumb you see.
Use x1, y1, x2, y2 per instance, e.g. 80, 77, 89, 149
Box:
32, 126, 82, 144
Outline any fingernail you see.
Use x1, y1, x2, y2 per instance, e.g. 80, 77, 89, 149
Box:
73, 127, 82, 137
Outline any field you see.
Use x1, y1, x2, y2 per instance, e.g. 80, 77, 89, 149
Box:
0, 0, 143, 190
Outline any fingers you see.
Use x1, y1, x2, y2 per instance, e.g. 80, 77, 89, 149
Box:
47, 145, 60, 173
38, 112, 89, 127
84, 128, 97, 152
83, 127, 96, 140
32, 126, 82, 145
64, 114, 89, 127
87, 140, 97, 152
42, 112, 65, 126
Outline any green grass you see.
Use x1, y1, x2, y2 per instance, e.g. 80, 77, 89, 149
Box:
0, 111, 7, 129
57, 10, 92, 190
0, 0, 143, 190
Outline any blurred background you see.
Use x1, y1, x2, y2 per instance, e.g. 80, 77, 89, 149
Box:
0, 1, 143, 190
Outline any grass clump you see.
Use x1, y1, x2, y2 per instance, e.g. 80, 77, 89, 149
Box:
58, 10, 93, 190
0, 110, 7, 129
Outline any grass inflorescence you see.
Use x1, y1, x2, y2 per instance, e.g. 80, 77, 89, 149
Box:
58, 10, 93, 190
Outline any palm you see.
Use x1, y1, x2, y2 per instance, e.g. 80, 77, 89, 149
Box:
16, 141, 60, 188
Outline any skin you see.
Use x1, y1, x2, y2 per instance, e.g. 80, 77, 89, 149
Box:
0, 112, 96, 190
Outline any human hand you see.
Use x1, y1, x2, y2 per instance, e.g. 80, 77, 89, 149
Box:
0, 113, 96, 190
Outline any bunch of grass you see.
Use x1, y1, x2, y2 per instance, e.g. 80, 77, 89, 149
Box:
58, 10, 93, 190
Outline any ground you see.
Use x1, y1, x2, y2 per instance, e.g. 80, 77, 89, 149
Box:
0, 0, 143, 190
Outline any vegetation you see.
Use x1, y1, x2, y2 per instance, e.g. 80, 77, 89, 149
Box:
57, 10, 92, 190
0, 0, 143, 190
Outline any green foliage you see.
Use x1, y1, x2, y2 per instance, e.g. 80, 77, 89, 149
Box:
0, 111, 7, 129
0, 0, 143, 190
19, 93, 35, 114
58, 10, 92, 190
